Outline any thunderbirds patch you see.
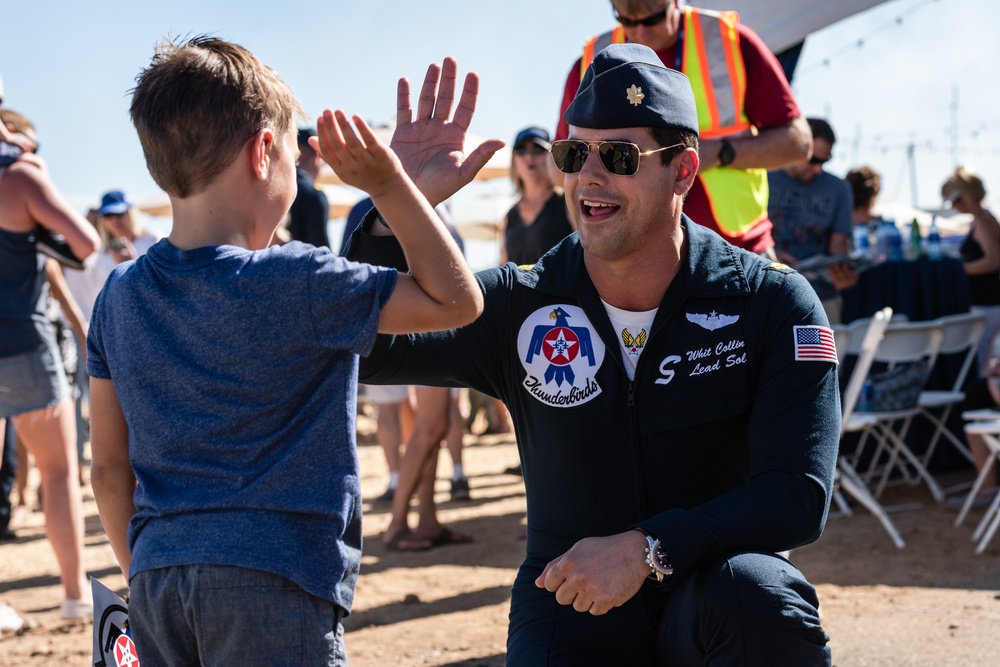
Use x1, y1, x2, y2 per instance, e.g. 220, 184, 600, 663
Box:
517, 305, 606, 407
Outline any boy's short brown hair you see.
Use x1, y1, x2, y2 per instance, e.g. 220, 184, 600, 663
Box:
130, 35, 305, 197
0, 108, 34, 134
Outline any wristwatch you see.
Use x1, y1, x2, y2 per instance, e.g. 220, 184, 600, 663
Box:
643, 534, 674, 582
718, 137, 735, 167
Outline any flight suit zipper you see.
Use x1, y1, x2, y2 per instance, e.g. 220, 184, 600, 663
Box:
628, 297, 689, 521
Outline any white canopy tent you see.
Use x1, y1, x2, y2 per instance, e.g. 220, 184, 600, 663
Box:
692, 1, 891, 55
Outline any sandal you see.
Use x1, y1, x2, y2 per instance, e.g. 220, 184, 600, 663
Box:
427, 527, 474, 548
383, 529, 433, 552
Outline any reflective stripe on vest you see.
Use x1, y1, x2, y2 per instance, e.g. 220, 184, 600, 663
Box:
581, 25, 626, 80
682, 7, 750, 139
684, 8, 765, 238
578, 8, 766, 238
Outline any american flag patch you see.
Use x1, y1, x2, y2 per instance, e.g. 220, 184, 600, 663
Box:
793, 325, 838, 363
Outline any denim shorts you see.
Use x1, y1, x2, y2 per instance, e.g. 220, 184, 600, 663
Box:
129, 565, 348, 667
0, 343, 70, 419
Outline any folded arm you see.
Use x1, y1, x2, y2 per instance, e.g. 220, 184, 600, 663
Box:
12, 160, 100, 260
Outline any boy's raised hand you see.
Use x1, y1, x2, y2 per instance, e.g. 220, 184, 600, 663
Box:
312, 109, 403, 199
391, 58, 505, 207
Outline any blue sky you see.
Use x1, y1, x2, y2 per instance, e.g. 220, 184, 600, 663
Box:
1, 0, 996, 216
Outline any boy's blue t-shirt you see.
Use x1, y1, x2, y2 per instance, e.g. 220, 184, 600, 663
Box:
87, 238, 396, 611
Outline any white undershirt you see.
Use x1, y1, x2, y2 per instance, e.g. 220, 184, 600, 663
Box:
601, 299, 658, 380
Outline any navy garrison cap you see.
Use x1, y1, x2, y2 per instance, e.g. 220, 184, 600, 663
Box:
564, 43, 699, 136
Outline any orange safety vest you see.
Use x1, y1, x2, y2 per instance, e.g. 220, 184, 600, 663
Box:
580, 6, 769, 240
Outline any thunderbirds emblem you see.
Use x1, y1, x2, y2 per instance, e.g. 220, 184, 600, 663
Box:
517, 305, 605, 407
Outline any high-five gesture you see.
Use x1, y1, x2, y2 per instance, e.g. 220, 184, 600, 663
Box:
312, 109, 405, 199
391, 58, 505, 207
310, 106, 483, 334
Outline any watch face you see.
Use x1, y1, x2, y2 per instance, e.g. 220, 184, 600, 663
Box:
719, 140, 735, 167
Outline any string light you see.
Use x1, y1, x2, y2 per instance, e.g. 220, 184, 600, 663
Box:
797, 0, 940, 76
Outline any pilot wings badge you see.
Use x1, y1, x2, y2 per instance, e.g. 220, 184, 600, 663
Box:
686, 311, 739, 331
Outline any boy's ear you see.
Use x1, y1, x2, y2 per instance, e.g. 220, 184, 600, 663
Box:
250, 129, 276, 181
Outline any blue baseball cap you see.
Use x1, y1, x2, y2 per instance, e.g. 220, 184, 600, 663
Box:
564, 43, 699, 136
297, 126, 317, 148
98, 190, 132, 216
513, 127, 551, 150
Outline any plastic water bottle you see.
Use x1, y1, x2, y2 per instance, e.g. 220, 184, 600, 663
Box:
852, 224, 871, 259
875, 219, 892, 262
857, 378, 874, 413
888, 221, 904, 261
926, 216, 942, 260
906, 218, 923, 260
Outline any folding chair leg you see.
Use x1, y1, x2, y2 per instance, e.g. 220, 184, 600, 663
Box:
974, 492, 1000, 554
874, 425, 946, 503
956, 454, 999, 526
920, 407, 974, 467
832, 487, 853, 516
837, 458, 906, 549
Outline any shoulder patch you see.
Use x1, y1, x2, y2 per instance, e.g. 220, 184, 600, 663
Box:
766, 262, 794, 272
516, 305, 605, 407
517, 263, 535, 271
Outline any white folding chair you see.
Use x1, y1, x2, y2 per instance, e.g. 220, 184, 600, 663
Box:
847, 319, 946, 503
958, 420, 1000, 553
834, 307, 905, 548
917, 313, 986, 474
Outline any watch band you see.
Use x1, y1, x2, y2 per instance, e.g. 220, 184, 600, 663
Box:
643, 535, 674, 582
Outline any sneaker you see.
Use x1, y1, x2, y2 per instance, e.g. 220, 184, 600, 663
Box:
450, 476, 471, 501
374, 485, 395, 505
60, 597, 93, 622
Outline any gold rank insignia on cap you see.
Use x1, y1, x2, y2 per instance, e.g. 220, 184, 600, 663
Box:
626, 84, 645, 106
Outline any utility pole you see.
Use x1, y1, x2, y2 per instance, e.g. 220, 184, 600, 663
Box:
907, 142, 918, 208
951, 85, 959, 167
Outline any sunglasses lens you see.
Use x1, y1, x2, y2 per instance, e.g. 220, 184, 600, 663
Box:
515, 144, 546, 156
551, 141, 588, 174
599, 142, 639, 176
616, 9, 666, 28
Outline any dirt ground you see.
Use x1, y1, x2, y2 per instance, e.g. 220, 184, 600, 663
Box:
2, 411, 999, 667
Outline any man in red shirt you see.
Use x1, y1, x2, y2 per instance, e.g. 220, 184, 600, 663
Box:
557, 0, 811, 256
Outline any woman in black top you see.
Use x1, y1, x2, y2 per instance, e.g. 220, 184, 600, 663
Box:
943, 166, 1000, 374
500, 127, 573, 266
943, 166, 1000, 495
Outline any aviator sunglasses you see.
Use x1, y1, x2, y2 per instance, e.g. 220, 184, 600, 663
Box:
550, 140, 684, 176
614, 8, 668, 28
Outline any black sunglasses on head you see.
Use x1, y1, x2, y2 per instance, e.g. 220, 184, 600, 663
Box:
550, 140, 684, 176
614, 7, 668, 28
513, 143, 548, 156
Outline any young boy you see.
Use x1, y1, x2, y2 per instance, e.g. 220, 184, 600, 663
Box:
88, 36, 485, 665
